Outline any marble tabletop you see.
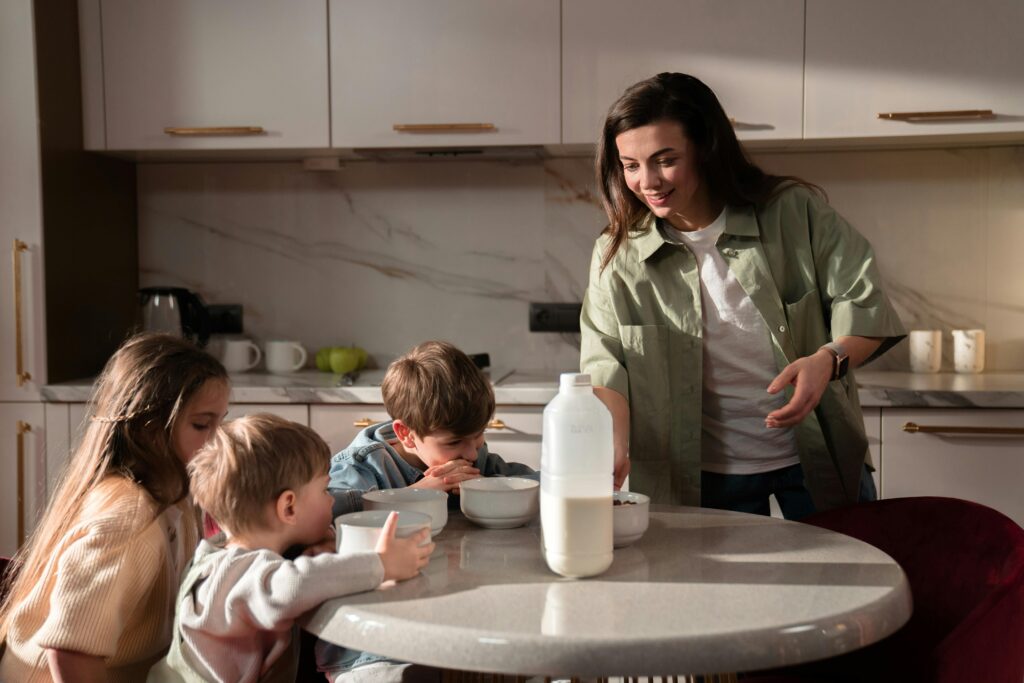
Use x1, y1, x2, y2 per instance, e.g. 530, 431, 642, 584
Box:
302, 506, 912, 677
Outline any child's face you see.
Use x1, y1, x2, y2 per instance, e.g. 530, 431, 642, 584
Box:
292, 472, 335, 546
406, 428, 485, 470
172, 379, 230, 465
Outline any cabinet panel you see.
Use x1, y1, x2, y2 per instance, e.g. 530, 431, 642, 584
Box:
805, 0, 1024, 139
485, 406, 542, 471
562, 0, 804, 145
330, 0, 560, 148
881, 408, 1024, 526
100, 0, 329, 150
310, 405, 393, 456
1, 403, 47, 556
0, 0, 45, 400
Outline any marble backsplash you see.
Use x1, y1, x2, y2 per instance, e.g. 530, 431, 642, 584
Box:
138, 145, 1024, 373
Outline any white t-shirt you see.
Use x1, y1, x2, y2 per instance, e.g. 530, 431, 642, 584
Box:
663, 209, 799, 475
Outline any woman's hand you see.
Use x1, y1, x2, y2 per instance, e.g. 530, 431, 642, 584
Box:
412, 459, 480, 494
375, 511, 434, 582
765, 349, 834, 428
47, 648, 107, 683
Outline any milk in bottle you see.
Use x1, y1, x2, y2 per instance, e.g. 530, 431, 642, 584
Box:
541, 373, 614, 578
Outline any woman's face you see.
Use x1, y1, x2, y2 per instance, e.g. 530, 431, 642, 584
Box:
171, 378, 230, 465
615, 120, 711, 231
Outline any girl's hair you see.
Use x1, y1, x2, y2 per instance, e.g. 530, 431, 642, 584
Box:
595, 72, 821, 269
189, 413, 331, 535
0, 333, 228, 638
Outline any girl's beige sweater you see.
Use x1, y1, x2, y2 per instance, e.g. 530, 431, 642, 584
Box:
0, 477, 198, 683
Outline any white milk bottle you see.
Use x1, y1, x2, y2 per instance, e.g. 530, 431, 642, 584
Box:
541, 373, 614, 578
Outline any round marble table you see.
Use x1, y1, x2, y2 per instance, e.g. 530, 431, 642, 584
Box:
303, 505, 912, 677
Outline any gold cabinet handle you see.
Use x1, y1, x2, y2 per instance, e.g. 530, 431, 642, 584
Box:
878, 109, 995, 122
902, 421, 1024, 436
12, 239, 31, 387
353, 418, 374, 428
392, 123, 496, 133
487, 419, 507, 430
164, 126, 265, 136
16, 420, 31, 545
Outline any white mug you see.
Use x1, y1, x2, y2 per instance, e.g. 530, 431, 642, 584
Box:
335, 510, 432, 554
908, 330, 942, 373
220, 339, 262, 373
952, 329, 985, 374
264, 340, 308, 374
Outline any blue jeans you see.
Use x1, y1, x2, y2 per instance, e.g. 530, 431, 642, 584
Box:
701, 463, 877, 521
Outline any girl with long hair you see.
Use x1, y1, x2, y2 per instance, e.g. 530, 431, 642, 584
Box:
0, 333, 229, 682
582, 72, 905, 517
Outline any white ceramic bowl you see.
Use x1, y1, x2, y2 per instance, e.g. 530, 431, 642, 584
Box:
460, 477, 540, 529
335, 510, 432, 554
362, 488, 448, 536
612, 490, 650, 548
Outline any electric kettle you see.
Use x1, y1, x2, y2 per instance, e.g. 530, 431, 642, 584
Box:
139, 287, 211, 346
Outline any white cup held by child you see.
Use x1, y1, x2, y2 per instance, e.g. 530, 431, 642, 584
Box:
908, 330, 942, 373
335, 510, 432, 554
952, 329, 985, 374
264, 340, 308, 374
220, 339, 262, 373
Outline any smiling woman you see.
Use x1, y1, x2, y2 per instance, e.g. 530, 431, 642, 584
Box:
580, 72, 906, 518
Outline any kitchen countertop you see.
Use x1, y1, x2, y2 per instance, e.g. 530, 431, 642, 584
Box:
40, 369, 1024, 408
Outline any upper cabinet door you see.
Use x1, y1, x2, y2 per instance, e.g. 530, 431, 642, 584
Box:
330, 0, 560, 148
561, 0, 805, 145
100, 0, 329, 150
805, 0, 1024, 139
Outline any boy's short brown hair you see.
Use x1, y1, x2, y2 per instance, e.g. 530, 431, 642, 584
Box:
381, 341, 495, 437
189, 413, 330, 535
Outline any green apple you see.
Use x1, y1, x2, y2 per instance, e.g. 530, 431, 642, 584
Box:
354, 346, 368, 370
329, 346, 361, 375
315, 347, 333, 372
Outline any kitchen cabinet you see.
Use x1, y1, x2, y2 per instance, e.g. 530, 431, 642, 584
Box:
561, 0, 805, 145
881, 408, 1024, 527
310, 405, 394, 456
329, 0, 560, 149
1, 404, 47, 556
89, 0, 329, 151
805, 0, 1024, 139
228, 404, 309, 426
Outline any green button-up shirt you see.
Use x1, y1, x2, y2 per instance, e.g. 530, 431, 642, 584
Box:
580, 186, 905, 511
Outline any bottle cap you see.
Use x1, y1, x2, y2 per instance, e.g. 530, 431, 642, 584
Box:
559, 373, 591, 390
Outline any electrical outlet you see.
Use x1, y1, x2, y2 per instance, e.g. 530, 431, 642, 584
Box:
207, 304, 243, 334
529, 303, 582, 333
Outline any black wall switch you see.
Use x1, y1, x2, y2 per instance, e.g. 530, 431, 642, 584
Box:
207, 304, 244, 334
529, 302, 582, 333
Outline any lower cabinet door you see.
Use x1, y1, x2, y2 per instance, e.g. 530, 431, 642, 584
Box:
310, 405, 393, 456
484, 406, 542, 472
881, 408, 1024, 527
228, 404, 309, 425
1, 402, 46, 556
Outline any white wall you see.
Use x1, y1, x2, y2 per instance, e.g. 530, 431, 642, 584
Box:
138, 145, 1024, 373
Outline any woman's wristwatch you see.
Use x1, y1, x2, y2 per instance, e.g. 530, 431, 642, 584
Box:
819, 342, 850, 380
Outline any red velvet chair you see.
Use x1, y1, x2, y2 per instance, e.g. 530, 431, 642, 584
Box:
743, 497, 1024, 683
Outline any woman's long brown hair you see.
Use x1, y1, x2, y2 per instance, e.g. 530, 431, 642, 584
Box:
0, 333, 227, 639
596, 72, 821, 269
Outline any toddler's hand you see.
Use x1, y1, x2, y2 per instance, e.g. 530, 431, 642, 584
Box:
302, 526, 337, 556
375, 511, 434, 582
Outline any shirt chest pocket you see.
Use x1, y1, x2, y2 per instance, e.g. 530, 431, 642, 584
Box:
783, 288, 829, 358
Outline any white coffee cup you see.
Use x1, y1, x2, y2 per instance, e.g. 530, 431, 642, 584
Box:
264, 340, 308, 374
952, 329, 985, 374
909, 330, 942, 373
335, 510, 432, 554
220, 339, 262, 373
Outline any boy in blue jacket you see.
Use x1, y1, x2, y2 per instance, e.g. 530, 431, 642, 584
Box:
328, 340, 536, 518
321, 340, 536, 680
